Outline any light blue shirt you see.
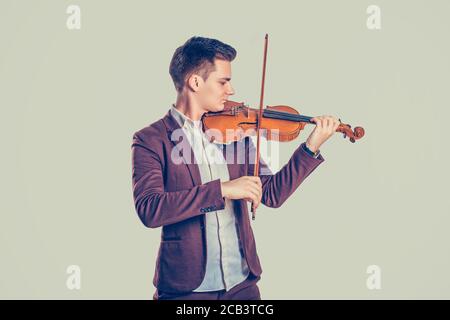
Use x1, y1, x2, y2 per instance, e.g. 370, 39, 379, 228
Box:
170, 105, 249, 292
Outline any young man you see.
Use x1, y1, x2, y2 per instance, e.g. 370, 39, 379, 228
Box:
131, 36, 340, 300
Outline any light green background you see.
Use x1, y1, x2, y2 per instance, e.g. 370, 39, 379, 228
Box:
1, 0, 449, 299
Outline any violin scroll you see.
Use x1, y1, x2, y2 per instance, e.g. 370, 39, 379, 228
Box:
336, 120, 365, 143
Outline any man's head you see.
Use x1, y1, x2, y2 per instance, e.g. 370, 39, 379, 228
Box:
169, 36, 236, 112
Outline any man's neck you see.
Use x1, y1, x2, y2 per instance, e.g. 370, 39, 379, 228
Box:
174, 94, 206, 121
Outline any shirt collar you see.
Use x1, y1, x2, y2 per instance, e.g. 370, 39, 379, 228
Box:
170, 104, 202, 130
169, 104, 228, 148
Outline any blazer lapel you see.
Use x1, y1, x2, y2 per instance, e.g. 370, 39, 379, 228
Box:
162, 110, 202, 187
162, 110, 247, 186
222, 142, 242, 181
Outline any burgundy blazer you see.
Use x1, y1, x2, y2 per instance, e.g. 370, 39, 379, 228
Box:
131, 110, 325, 294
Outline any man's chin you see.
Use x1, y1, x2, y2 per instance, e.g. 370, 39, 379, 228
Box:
208, 103, 225, 112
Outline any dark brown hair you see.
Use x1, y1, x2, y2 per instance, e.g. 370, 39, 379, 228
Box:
169, 36, 237, 93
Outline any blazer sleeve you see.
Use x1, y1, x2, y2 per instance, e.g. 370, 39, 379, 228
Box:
246, 138, 325, 208
131, 132, 225, 228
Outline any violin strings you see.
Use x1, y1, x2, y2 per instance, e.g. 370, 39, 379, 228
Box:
264, 111, 309, 122
263, 109, 309, 119
263, 109, 313, 123
264, 113, 308, 122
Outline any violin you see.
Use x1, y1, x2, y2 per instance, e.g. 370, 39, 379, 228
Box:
200, 34, 365, 221
202, 100, 365, 144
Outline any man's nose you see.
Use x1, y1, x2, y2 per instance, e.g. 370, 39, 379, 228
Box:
227, 83, 235, 95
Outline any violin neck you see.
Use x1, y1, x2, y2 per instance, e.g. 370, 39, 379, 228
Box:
263, 109, 314, 123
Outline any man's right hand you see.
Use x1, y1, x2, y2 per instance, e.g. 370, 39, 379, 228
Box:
221, 176, 262, 210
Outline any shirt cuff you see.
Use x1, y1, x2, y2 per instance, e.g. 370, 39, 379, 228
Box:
302, 142, 321, 158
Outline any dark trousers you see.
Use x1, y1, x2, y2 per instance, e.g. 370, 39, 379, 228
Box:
154, 274, 261, 300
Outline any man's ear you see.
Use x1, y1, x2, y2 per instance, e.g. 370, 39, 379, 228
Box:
187, 74, 202, 92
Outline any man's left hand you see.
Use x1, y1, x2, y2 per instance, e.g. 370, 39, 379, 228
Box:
305, 115, 340, 153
